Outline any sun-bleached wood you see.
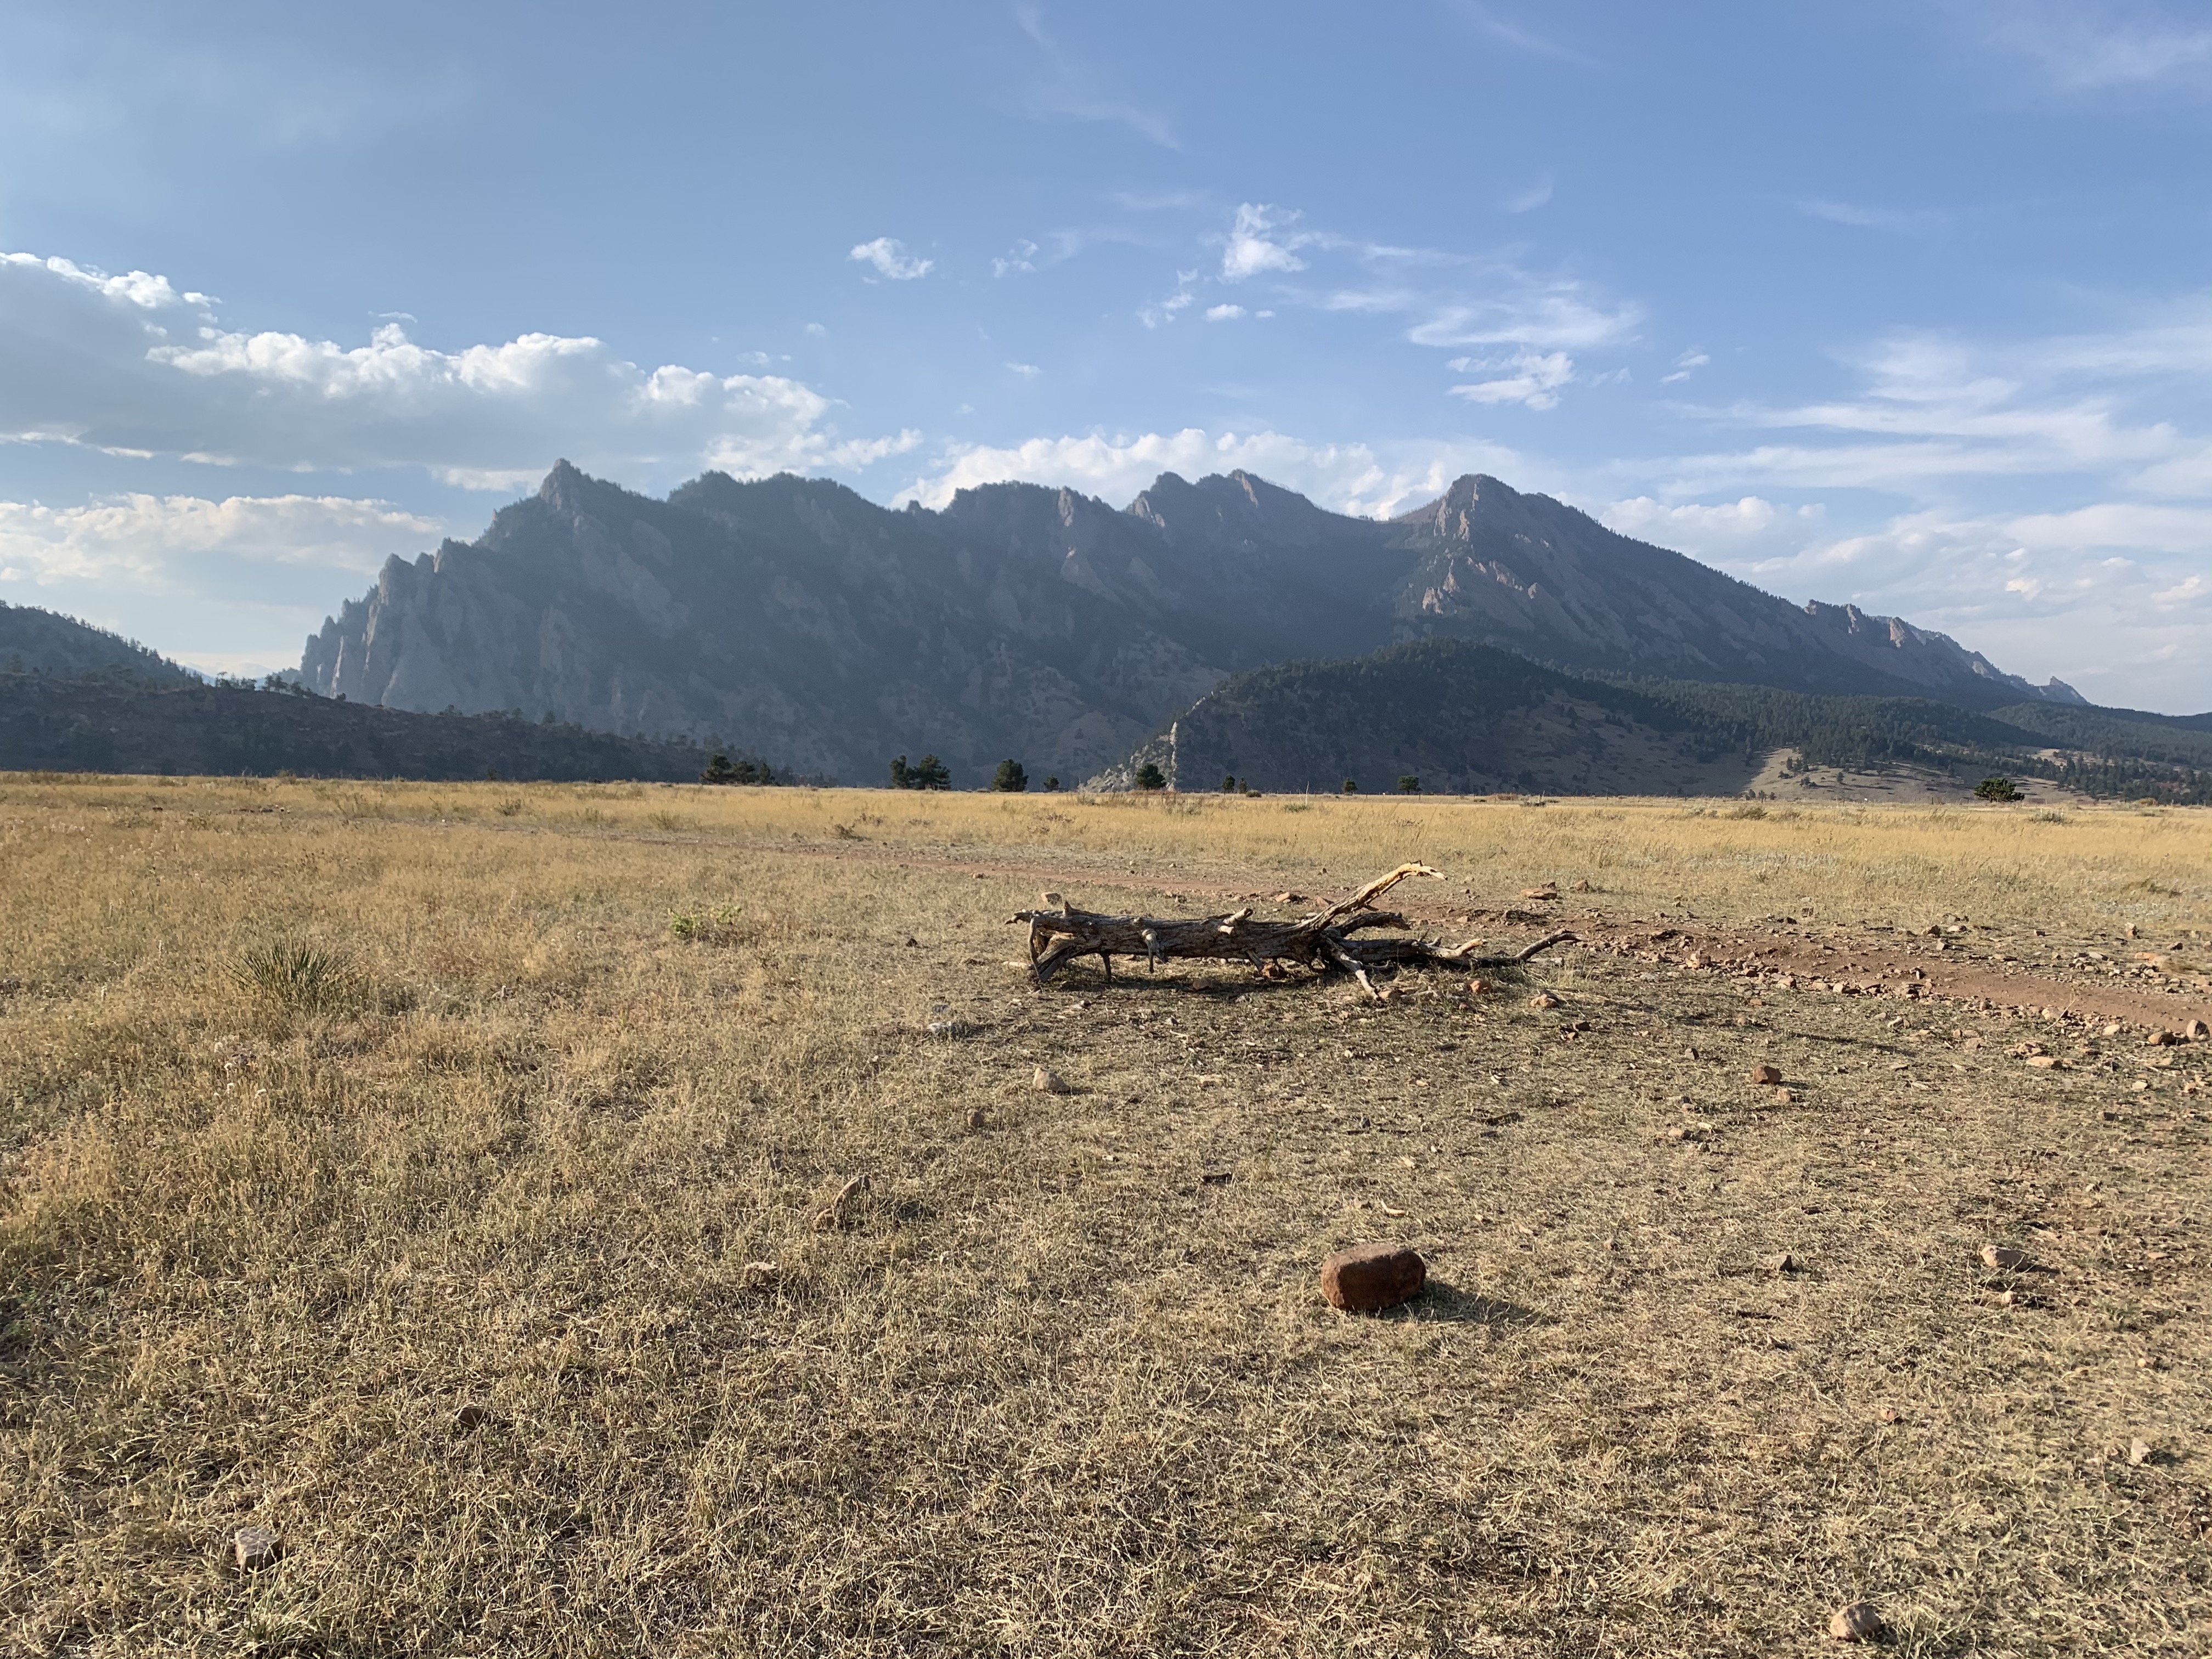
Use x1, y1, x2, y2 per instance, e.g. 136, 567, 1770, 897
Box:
1011, 863, 1574, 1001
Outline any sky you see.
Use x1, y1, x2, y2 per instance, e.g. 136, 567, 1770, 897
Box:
2, 1, 2210, 710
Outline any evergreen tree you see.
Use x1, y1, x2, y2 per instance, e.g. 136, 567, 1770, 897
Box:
1396, 775, 1420, 793
1341, 778, 1358, 794
991, 759, 1028, 792
702, 752, 740, 785
1134, 762, 1167, 791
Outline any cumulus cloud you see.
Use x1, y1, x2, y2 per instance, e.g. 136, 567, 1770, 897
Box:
1448, 349, 1575, 409
848, 237, 933, 280
894, 427, 1528, 520
0, 493, 442, 588
1205, 303, 1246, 322
0, 249, 917, 488
1220, 204, 1311, 280
1602, 495, 1805, 545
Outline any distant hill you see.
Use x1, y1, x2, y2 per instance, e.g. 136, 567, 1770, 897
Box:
1, 602, 196, 684
0, 673, 725, 782
1090, 639, 2210, 803
296, 462, 2080, 788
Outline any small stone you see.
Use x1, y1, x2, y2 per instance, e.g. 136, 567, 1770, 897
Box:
1318, 1244, 1427, 1312
1466, 977, 1489, 996
1528, 991, 1562, 1009
2186, 1018, 2209, 1041
1272, 891, 1305, 904
1751, 1064, 1784, 1086
233, 1526, 279, 1572
2147, 1029, 2180, 1046
1570, 878, 1594, 892
1875, 1405, 1900, 1424
2103, 1022, 2125, 1037
1763, 1251, 1799, 1274
903, 936, 921, 948
1828, 1601, 1886, 1642
2128, 1438, 2154, 1466
2027, 1054, 2062, 1069
1522, 884, 1559, 900
965, 1107, 989, 1129
1980, 1243, 2040, 1272
452, 1401, 490, 1432
1034, 1066, 1071, 1094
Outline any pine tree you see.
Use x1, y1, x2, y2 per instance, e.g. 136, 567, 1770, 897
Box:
991, 759, 1028, 792
1134, 762, 1167, 791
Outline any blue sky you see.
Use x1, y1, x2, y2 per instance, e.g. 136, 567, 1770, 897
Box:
3, 1, 2211, 709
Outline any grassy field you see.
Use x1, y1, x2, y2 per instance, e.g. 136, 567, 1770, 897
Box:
1, 775, 2207, 1656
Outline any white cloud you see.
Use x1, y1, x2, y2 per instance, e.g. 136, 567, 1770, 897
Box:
1220, 204, 1311, 281
1006, 360, 1042, 377
1505, 174, 1554, 213
1448, 349, 1575, 409
895, 427, 1528, 520
848, 237, 933, 280
1138, 276, 1198, 328
1660, 348, 1710, 385
0, 249, 916, 489
1012, 7, 1177, 147
1796, 199, 1943, 230
1408, 286, 1641, 349
0, 493, 442, 588
1590, 493, 2212, 709
1205, 303, 1246, 322
1977, 2, 2212, 90
992, 239, 1041, 277
1603, 495, 1793, 542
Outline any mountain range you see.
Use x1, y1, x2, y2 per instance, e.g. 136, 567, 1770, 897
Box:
1095, 637, 2210, 803
297, 463, 2083, 787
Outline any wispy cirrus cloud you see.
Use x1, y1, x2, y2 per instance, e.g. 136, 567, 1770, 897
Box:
1448, 349, 1575, 409
1970, 0, 2212, 90
1796, 198, 1946, 230
1181, 202, 1640, 404
1011, 7, 1176, 147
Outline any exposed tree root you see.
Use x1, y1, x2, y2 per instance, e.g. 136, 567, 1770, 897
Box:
1010, 862, 1575, 1001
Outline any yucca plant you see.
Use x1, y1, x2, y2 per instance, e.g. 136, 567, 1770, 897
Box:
230, 943, 356, 1011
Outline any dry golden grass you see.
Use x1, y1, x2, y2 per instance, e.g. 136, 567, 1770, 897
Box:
1, 775, 2207, 1656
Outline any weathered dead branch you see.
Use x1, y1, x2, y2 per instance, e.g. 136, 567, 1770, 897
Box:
1010, 863, 1574, 1001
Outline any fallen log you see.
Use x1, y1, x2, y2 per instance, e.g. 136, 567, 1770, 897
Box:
1010, 862, 1574, 1000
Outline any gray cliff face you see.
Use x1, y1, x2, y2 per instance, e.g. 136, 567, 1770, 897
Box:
299, 462, 2072, 783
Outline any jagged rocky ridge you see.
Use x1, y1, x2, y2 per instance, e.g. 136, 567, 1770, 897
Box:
300, 463, 2079, 786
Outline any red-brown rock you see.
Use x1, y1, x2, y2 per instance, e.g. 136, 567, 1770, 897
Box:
1319, 1244, 1426, 1312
